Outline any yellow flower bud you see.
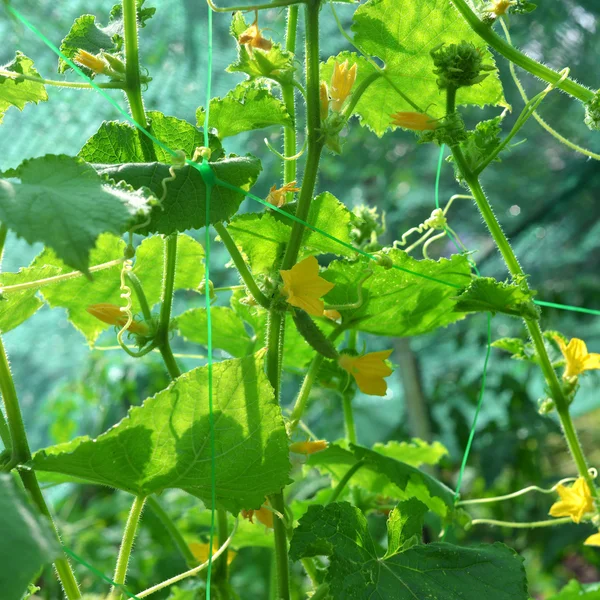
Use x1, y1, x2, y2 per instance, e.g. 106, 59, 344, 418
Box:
73, 50, 109, 75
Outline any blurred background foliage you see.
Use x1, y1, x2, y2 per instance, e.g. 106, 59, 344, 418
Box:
1, 1, 600, 598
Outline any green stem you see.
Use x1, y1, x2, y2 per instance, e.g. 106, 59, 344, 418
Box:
157, 234, 181, 379
280, 0, 323, 271
327, 460, 365, 504
213, 223, 270, 309
268, 491, 291, 600
266, 310, 284, 400
207, 0, 305, 12
110, 495, 147, 599
342, 394, 357, 445
0, 70, 128, 89
146, 496, 196, 567
471, 517, 573, 529
126, 271, 153, 323
342, 71, 382, 120
450, 0, 594, 103
450, 143, 600, 506
446, 85, 457, 116
0, 258, 123, 294
123, 0, 146, 126
214, 508, 230, 588
0, 224, 11, 453
281, 5, 298, 202
290, 354, 324, 426
0, 337, 81, 598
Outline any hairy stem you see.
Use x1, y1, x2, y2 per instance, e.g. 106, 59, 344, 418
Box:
0, 337, 81, 598
342, 394, 357, 445
280, 0, 324, 271
0, 70, 128, 89
110, 495, 147, 599
281, 4, 299, 201
157, 234, 181, 379
450, 0, 594, 103
207, 0, 306, 12
214, 508, 230, 591
123, 0, 146, 126
268, 491, 291, 600
213, 223, 270, 309
126, 271, 153, 323
450, 143, 600, 505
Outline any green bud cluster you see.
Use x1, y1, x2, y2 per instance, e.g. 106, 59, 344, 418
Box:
430, 41, 495, 90
584, 90, 600, 131
419, 112, 468, 147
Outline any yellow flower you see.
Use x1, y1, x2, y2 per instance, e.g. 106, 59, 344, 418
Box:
330, 60, 357, 112
585, 532, 600, 547
338, 349, 393, 396
554, 336, 600, 379
73, 50, 109, 74
489, 0, 512, 17
289, 440, 328, 455
549, 477, 594, 524
238, 18, 273, 51
390, 111, 437, 131
266, 181, 300, 208
280, 256, 334, 317
86, 303, 149, 336
242, 502, 274, 529
320, 81, 330, 120
189, 541, 236, 565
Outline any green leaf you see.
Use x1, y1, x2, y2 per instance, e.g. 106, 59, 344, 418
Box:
372, 439, 448, 468
79, 111, 224, 164
226, 192, 356, 277
96, 156, 262, 235
0, 474, 61, 600
58, 2, 154, 75
0, 52, 48, 125
32, 233, 204, 344
176, 307, 252, 358
331, 0, 507, 137
0, 155, 152, 274
228, 12, 295, 81
386, 498, 428, 555
322, 249, 471, 337
454, 277, 539, 319
58, 14, 123, 75
32, 352, 290, 513
197, 81, 293, 139
0, 264, 60, 333
548, 580, 600, 599
307, 443, 454, 517
290, 502, 529, 600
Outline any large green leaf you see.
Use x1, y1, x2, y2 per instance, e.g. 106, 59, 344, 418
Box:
175, 307, 252, 358
290, 502, 528, 600
197, 81, 293, 139
322, 249, 471, 336
32, 233, 204, 344
329, 0, 506, 136
32, 352, 290, 512
308, 443, 454, 517
0, 265, 60, 333
227, 12, 295, 81
226, 192, 356, 276
0, 155, 152, 274
79, 111, 223, 164
96, 156, 261, 235
0, 474, 61, 600
372, 439, 448, 468
0, 52, 48, 125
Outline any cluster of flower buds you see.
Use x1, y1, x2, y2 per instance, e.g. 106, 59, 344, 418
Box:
430, 41, 496, 90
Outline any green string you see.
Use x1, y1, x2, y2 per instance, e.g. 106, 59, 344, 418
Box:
61, 546, 141, 600
435, 145, 492, 503
203, 4, 216, 599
